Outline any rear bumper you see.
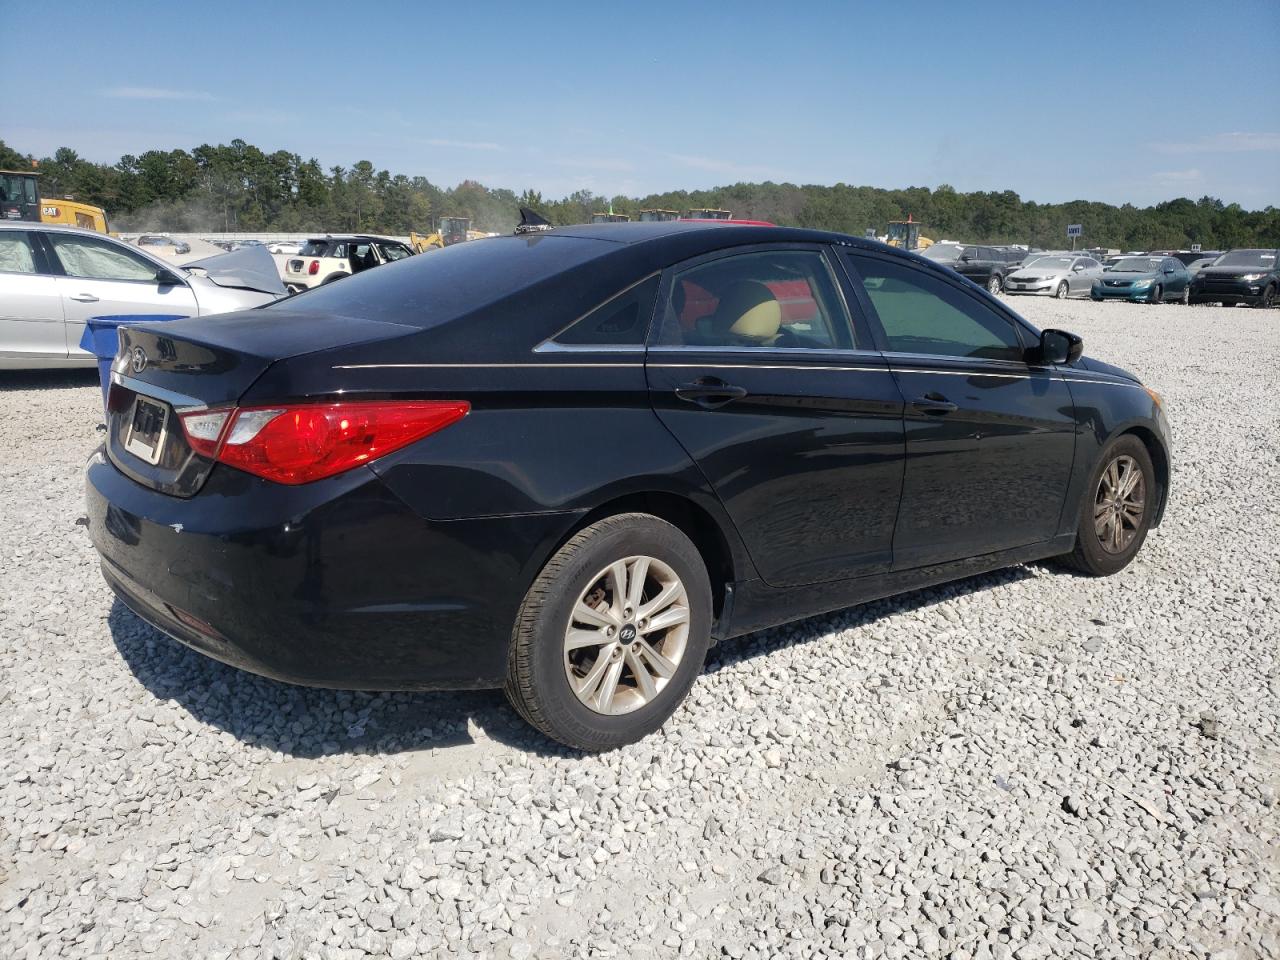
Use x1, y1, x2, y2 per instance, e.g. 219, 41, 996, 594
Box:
86, 448, 577, 690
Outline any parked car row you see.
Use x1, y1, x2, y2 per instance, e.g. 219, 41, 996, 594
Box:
924, 243, 1027, 294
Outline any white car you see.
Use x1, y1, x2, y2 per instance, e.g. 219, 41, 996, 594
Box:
266, 240, 301, 255
282, 234, 414, 293
0, 223, 286, 369
1004, 254, 1104, 299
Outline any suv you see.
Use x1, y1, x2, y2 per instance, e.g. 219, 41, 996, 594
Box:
950, 245, 1026, 294
283, 235, 414, 293
1189, 249, 1279, 307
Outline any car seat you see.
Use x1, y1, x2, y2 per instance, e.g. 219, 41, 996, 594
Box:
693, 280, 782, 346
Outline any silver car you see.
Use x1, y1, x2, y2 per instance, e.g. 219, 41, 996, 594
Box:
0, 223, 285, 370
1004, 254, 1104, 299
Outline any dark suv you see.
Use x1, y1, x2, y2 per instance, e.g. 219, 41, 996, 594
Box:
1189, 249, 1278, 307
931, 245, 1026, 294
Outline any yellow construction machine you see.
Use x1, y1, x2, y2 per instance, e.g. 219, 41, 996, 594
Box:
883, 216, 935, 251
637, 209, 679, 222
1, 168, 111, 233
409, 216, 486, 252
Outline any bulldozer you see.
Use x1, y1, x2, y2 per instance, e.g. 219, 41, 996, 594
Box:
1, 168, 111, 233
637, 209, 679, 222
686, 208, 732, 220
590, 212, 630, 223
409, 216, 485, 252
883, 216, 935, 251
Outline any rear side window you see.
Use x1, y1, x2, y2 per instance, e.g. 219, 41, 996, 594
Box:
845, 253, 1024, 362
0, 231, 38, 274
553, 274, 658, 346
655, 249, 857, 350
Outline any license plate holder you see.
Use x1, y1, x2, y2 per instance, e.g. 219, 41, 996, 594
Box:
124, 396, 170, 465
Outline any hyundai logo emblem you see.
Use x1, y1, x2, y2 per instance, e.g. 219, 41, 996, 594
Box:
130, 346, 147, 374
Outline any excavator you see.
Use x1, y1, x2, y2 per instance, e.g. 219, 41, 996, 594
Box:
1, 168, 111, 233
409, 216, 487, 252
883, 215, 935, 251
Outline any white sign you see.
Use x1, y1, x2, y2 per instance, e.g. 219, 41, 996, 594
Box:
1066, 224, 1083, 238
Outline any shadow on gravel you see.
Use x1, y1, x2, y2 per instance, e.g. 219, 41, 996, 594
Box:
109, 566, 1034, 760
0, 369, 99, 392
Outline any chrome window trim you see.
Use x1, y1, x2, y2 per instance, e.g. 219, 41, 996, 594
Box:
334, 362, 645, 370
646, 344, 885, 359
110, 372, 207, 412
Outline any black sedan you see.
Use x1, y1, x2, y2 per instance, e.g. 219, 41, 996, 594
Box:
1189, 248, 1278, 307
86, 222, 1172, 751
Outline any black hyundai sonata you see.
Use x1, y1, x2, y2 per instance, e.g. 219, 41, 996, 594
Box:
86, 222, 1171, 750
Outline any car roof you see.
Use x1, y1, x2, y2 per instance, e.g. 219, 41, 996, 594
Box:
0, 221, 111, 236
309, 234, 404, 242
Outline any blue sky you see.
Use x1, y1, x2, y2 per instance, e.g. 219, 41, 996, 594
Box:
3, 0, 1277, 207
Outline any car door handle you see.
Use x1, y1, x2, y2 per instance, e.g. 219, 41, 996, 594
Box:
70, 293, 99, 303
911, 393, 958, 415
674, 378, 748, 409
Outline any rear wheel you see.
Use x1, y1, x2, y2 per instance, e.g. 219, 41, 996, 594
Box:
1148, 284, 1163, 304
505, 514, 712, 751
1056, 435, 1155, 576
987, 275, 1002, 294
1055, 281, 1069, 299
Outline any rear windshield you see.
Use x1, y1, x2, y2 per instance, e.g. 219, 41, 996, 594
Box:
275, 234, 616, 328
299, 240, 332, 256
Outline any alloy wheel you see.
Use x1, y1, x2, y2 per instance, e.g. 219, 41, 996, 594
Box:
563, 555, 690, 715
1093, 454, 1146, 554
1149, 285, 1162, 304
1056, 281, 1068, 299
987, 275, 1001, 294
1180, 286, 1190, 305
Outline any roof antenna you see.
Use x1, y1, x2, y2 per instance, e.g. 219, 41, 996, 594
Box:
515, 207, 552, 235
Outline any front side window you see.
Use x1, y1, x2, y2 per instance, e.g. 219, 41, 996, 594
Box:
656, 249, 856, 350
844, 253, 1024, 362
0, 231, 38, 274
553, 274, 659, 346
377, 242, 412, 262
46, 233, 160, 281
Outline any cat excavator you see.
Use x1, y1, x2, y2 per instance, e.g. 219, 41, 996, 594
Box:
1, 168, 111, 233
409, 216, 487, 252
883, 215, 935, 251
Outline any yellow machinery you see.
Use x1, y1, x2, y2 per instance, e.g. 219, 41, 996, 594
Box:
686, 208, 731, 220
410, 216, 485, 252
638, 209, 679, 222
591, 212, 630, 223
1, 169, 111, 233
884, 216, 934, 251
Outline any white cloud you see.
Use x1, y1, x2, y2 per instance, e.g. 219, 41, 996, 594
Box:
1153, 168, 1203, 184
102, 86, 216, 102
419, 138, 503, 151
1152, 132, 1280, 154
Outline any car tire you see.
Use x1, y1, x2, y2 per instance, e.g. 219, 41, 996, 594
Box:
505, 513, 713, 752
322, 273, 347, 284
1179, 286, 1190, 305
1148, 284, 1162, 304
987, 275, 1002, 294
1056, 434, 1156, 577
1257, 285, 1276, 309
1055, 281, 1069, 299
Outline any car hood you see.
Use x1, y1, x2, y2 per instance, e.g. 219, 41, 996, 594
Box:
1099, 270, 1158, 281
1009, 267, 1066, 279
181, 245, 286, 297
1196, 265, 1273, 279
1078, 356, 1140, 383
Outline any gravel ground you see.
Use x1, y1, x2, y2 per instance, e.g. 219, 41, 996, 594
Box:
2, 298, 1278, 960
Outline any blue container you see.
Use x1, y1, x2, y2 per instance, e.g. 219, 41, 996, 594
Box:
80, 315, 188, 406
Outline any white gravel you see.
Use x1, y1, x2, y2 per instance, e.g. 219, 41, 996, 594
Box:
2, 299, 1278, 960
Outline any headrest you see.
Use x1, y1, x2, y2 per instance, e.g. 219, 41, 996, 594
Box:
715, 280, 781, 341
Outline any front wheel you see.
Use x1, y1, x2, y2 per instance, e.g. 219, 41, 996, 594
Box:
987, 275, 1002, 295
1257, 285, 1276, 309
505, 514, 712, 751
1055, 281, 1069, 299
1056, 435, 1156, 576
1179, 286, 1191, 305
1148, 284, 1163, 304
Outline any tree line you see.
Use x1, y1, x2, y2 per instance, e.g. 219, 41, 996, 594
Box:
2, 138, 1276, 250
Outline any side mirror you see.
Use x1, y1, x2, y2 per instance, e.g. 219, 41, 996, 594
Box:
1072, 265, 1084, 272
1163, 267, 1175, 274
155, 267, 183, 286
1039, 328, 1083, 365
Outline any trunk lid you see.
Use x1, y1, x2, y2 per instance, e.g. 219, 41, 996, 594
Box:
108, 309, 417, 496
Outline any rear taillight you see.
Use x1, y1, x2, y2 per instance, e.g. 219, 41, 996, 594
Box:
179, 401, 469, 485
308, 260, 320, 275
